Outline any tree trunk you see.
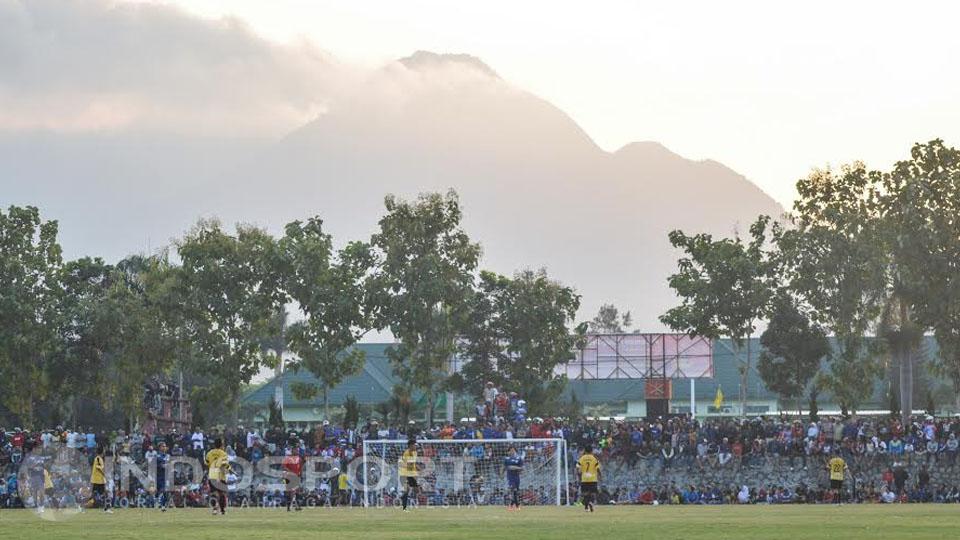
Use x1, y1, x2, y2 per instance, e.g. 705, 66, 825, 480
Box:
738, 339, 749, 419
898, 301, 914, 428
796, 353, 803, 417
427, 393, 435, 427
899, 345, 913, 426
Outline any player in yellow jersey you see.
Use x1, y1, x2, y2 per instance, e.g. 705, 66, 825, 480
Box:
337, 469, 350, 507
827, 450, 848, 504
577, 445, 601, 512
205, 438, 231, 515
91, 446, 112, 513
399, 440, 418, 511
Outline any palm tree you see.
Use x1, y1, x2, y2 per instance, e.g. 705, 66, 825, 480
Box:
389, 385, 412, 425
880, 291, 923, 427
374, 402, 391, 424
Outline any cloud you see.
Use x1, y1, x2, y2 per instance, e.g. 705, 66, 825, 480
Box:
0, 1, 532, 137
0, 0, 345, 135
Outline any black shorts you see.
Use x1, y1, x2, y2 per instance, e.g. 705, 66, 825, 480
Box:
92, 483, 106, 495
405, 477, 418, 488
581, 482, 598, 494
830, 479, 843, 490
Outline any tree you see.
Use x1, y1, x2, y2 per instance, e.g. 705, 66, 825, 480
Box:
388, 385, 413, 425
879, 140, 960, 424
371, 191, 481, 426
255, 307, 290, 418
934, 331, 960, 410
925, 390, 937, 417
779, 164, 888, 414
588, 304, 633, 334
279, 217, 375, 419
258, 308, 289, 377
460, 269, 585, 414
374, 401, 391, 424
661, 216, 776, 418
780, 142, 960, 422
54, 257, 116, 423
0, 206, 63, 424
757, 295, 830, 414
808, 386, 820, 423
342, 395, 360, 427
879, 295, 923, 423
267, 396, 284, 430
888, 386, 901, 419
175, 220, 286, 410
59, 256, 180, 426
564, 391, 583, 420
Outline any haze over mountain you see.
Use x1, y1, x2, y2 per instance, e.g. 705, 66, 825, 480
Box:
1, 1, 783, 330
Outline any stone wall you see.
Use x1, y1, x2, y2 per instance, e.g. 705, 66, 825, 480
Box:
600, 455, 960, 490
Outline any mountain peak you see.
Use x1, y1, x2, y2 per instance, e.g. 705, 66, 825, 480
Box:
398, 51, 499, 78
613, 141, 680, 160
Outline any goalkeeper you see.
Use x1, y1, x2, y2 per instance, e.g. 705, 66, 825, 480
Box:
399, 439, 418, 511
504, 446, 523, 509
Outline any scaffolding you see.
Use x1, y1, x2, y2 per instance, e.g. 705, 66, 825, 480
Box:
560, 333, 714, 380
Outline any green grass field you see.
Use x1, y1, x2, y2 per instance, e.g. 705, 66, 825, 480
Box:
3, 505, 959, 539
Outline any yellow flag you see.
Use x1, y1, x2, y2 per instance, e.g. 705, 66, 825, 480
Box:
713, 387, 724, 409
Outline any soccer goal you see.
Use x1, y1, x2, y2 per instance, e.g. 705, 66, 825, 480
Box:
360, 438, 569, 507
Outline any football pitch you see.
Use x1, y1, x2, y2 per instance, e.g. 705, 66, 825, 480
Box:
2, 505, 958, 539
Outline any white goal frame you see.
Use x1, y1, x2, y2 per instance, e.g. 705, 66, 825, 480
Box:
361, 438, 569, 507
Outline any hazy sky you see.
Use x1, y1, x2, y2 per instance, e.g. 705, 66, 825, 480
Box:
137, 0, 960, 206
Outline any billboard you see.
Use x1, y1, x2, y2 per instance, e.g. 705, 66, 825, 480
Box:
560, 333, 713, 380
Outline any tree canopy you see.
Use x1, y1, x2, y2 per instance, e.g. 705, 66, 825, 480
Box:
664, 139, 960, 419
0, 189, 588, 429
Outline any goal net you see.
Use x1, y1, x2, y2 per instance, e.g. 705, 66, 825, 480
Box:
360, 438, 569, 507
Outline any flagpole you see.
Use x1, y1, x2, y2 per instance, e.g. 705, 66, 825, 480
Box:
690, 378, 695, 419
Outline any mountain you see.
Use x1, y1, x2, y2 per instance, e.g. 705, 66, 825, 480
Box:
1, 51, 783, 330
238, 52, 784, 328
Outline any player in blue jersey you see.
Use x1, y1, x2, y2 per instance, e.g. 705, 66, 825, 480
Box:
155, 442, 170, 511
504, 446, 523, 510
26, 454, 47, 514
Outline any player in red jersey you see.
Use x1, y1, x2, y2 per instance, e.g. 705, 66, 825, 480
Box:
282, 440, 304, 512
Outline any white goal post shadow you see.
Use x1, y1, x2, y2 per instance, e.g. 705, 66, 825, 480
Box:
361, 438, 570, 507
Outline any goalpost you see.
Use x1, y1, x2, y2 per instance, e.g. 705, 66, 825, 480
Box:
361, 438, 569, 507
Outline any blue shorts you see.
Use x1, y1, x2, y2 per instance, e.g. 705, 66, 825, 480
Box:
30, 477, 45, 491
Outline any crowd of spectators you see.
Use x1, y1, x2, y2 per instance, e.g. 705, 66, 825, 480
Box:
565, 414, 960, 470
3, 410, 960, 509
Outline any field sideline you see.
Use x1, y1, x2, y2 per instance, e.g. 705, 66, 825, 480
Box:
2, 505, 959, 539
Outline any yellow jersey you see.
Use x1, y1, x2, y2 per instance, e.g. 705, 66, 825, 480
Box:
400, 449, 418, 478
828, 457, 847, 481
338, 473, 349, 490
578, 453, 600, 483
91, 455, 106, 485
44, 469, 53, 490
205, 448, 230, 481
